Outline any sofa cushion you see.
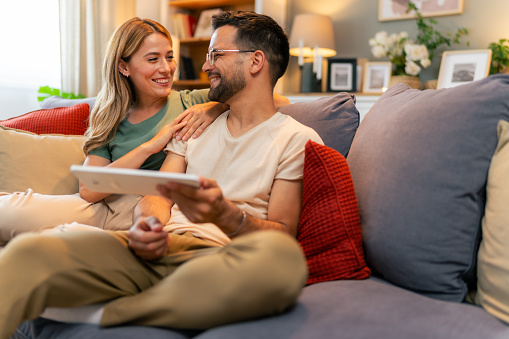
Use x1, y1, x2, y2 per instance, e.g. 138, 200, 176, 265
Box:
298, 141, 370, 285
0, 126, 85, 195
347, 74, 509, 302
475, 120, 509, 322
0, 103, 89, 135
279, 92, 359, 157
40, 95, 97, 111
199, 278, 509, 339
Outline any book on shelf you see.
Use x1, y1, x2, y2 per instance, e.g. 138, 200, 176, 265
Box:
172, 13, 197, 39
179, 56, 196, 80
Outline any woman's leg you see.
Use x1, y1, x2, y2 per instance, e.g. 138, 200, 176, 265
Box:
0, 190, 107, 244
0, 191, 142, 245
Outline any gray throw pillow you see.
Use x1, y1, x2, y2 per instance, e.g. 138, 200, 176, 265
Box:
41, 96, 97, 111
279, 93, 359, 157
347, 74, 509, 302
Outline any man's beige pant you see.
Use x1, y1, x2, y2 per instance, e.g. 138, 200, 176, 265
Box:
0, 229, 307, 338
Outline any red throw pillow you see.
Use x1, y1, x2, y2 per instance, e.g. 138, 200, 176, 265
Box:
298, 140, 371, 285
0, 103, 90, 135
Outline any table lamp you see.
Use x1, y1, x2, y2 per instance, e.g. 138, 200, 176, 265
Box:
289, 14, 337, 92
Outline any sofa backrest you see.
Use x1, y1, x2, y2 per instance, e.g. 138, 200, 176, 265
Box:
347, 74, 509, 302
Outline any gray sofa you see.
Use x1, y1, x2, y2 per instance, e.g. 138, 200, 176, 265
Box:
11, 74, 509, 338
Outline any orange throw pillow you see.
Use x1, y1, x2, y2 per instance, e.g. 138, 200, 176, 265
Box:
0, 103, 89, 135
298, 140, 371, 285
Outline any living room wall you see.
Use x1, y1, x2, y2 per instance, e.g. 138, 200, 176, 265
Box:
284, 0, 509, 93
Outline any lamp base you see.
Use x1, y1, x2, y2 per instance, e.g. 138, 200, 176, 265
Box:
300, 62, 321, 93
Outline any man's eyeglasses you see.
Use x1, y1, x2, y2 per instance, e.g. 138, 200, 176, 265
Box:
206, 49, 256, 66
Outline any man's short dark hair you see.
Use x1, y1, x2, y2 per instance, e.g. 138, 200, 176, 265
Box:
211, 11, 289, 87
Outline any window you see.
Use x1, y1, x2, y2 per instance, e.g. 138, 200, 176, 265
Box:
0, 0, 60, 119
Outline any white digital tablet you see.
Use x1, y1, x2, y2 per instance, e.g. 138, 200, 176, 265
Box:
70, 165, 201, 196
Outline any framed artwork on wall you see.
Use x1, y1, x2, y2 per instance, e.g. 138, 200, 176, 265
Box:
363, 62, 392, 94
378, 0, 464, 21
436, 49, 492, 89
327, 58, 357, 92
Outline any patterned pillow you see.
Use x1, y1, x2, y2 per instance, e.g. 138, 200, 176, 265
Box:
0, 103, 89, 135
298, 140, 371, 285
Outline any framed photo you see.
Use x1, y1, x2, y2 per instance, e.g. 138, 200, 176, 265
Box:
437, 49, 492, 89
194, 8, 222, 38
327, 58, 357, 92
363, 62, 392, 94
379, 0, 464, 21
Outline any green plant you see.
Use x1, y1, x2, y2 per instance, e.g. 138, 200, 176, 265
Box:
407, 2, 469, 61
37, 86, 85, 102
488, 39, 509, 74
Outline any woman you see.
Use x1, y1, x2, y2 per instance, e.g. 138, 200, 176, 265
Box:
0, 18, 228, 244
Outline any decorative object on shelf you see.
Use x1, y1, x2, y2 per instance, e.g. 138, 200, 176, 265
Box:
362, 62, 392, 94
388, 75, 421, 90
487, 39, 509, 74
437, 49, 492, 89
369, 30, 431, 79
423, 79, 438, 89
378, 0, 464, 22
289, 14, 336, 92
326, 59, 357, 93
194, 8, 222, 38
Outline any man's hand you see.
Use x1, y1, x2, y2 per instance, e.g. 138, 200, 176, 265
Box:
128, 216, 169, 260
157, 177, 226, 225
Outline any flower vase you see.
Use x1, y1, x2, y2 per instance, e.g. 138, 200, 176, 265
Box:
389, 75, 421, 90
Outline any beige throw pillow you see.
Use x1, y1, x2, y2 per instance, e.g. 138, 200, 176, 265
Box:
0, 126, 85, 195
476, 120, 509, 322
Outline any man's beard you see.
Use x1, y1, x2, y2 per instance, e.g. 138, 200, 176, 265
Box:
208, 67, 246, 103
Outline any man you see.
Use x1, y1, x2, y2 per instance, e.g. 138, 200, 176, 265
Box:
0, 11, 322, 338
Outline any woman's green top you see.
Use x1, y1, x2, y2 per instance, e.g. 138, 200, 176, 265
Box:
88, 89, 209, 170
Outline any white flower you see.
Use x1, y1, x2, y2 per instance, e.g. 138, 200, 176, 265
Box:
421, 58, 431, 68
405, 60, 421, 75
399, 31, 409, 39
404, 44, 424, 61
374, 31, 388, 45
368, 38, 377, 47
371, 45, 386, 58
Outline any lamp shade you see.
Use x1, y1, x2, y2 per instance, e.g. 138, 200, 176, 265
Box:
289, 14, 336, 58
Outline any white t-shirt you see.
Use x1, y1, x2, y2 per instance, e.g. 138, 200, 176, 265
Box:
163, 111, 323, 245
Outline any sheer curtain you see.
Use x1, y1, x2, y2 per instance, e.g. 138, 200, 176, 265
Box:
59, 0, 135, 97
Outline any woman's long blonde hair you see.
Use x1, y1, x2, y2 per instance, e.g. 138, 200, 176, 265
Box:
83, 17, 172, 155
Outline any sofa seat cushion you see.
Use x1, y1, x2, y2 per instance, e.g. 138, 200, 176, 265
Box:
347, 74, 509, 302
197, 278, 509, 339
18, 278, 509, 339
14, 319, 199, 339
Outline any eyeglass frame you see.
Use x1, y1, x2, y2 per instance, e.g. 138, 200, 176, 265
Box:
206, 49, 256, 66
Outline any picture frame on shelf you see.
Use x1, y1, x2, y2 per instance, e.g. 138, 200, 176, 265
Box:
194, 8, 222, 38
363, 62, 391, 94
436, 49, 492, 89
378, 0, 464, 21
356, 58, 368, 93
327, 58, 357, 92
